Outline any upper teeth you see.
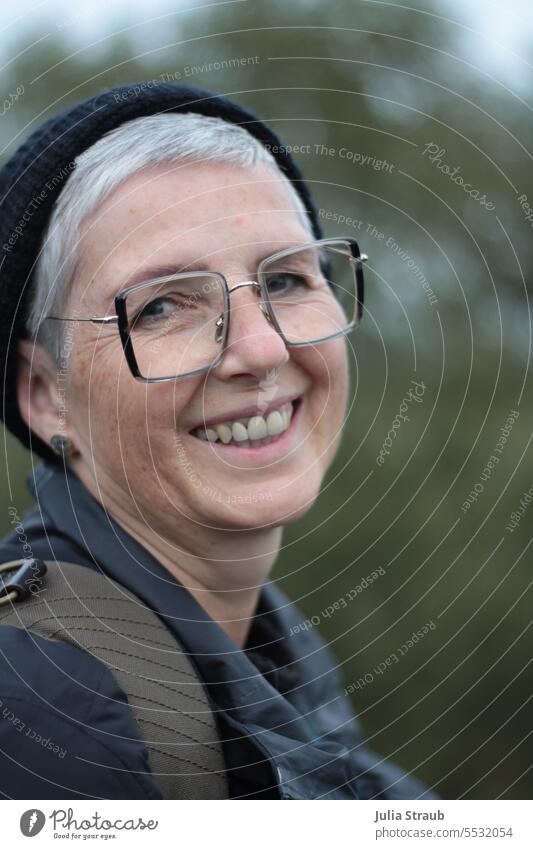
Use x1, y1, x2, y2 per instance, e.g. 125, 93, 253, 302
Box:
193, 401, 295, 445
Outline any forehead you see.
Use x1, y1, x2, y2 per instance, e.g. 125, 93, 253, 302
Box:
72, 160, 310, 306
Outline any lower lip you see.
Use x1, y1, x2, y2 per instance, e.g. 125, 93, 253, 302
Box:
188, 399, 303, 463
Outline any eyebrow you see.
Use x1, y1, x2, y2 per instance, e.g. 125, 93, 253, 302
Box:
118, 243, 313, 292
121, 261, 215, 290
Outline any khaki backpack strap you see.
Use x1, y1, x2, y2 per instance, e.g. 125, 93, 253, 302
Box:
0, 559, 229, 799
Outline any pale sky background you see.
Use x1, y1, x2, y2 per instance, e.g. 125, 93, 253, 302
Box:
0, 0, 531, 94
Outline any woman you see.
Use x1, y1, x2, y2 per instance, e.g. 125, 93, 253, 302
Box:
0, 81, 437, 800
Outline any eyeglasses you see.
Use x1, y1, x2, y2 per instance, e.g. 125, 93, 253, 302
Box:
44, 237, 368, 382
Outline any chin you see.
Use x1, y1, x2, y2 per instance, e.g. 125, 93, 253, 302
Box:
202, 479, 322, 530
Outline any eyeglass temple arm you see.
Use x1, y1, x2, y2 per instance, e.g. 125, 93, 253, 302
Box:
44, 315, 119, 324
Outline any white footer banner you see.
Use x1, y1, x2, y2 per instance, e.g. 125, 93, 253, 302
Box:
2, 800, 531, 847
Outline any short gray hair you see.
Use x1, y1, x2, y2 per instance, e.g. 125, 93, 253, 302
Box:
26, 112, 313, 361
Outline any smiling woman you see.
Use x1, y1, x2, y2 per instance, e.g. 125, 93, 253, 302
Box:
0, 81, 437, 801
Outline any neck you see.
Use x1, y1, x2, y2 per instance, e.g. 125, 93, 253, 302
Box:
149, 535, 281, 648
73, 465, 282, 648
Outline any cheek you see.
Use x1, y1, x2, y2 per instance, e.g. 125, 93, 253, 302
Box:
69, 344, 198, 460
294, 337, 349, 402
295, 339, 349, 453
68, 345, 122, 431
67, 345, 150, 452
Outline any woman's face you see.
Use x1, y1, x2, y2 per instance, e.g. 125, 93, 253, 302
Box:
63, 160, 350, 531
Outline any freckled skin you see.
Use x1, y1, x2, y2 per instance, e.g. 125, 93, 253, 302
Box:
48, 161, 350, 535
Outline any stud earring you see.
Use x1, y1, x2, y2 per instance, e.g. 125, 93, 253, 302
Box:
50, 434, 76, 459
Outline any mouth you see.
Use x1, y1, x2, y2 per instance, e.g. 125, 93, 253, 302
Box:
188, 396, 303, 454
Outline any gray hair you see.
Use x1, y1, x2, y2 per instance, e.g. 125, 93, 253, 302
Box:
26, 112, 313, 362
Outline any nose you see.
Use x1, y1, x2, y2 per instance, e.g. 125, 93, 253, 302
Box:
214, 280, 290, 378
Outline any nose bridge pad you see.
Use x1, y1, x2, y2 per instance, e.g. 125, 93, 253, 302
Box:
258, 301, 273, 325
214, 315, 224, 344
215, 281, 275, 344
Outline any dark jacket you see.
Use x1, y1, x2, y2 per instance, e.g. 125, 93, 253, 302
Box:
0, 462, 439, 800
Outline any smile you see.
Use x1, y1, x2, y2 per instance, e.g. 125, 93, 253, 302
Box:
190, 399, 300, 448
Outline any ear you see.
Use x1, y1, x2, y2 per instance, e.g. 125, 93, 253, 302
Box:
16, 337, 72, 450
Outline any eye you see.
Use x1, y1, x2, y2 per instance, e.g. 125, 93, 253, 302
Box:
132, 293, 195, 327
264, 272, 308, 296
138, 297, 173, 321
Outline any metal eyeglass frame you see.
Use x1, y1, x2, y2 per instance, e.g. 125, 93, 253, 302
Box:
44, 236, 368, 383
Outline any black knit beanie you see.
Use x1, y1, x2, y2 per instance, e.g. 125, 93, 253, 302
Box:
0, 80, 323, 463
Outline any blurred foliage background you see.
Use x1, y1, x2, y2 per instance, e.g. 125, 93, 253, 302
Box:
1, 0, 532, 799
